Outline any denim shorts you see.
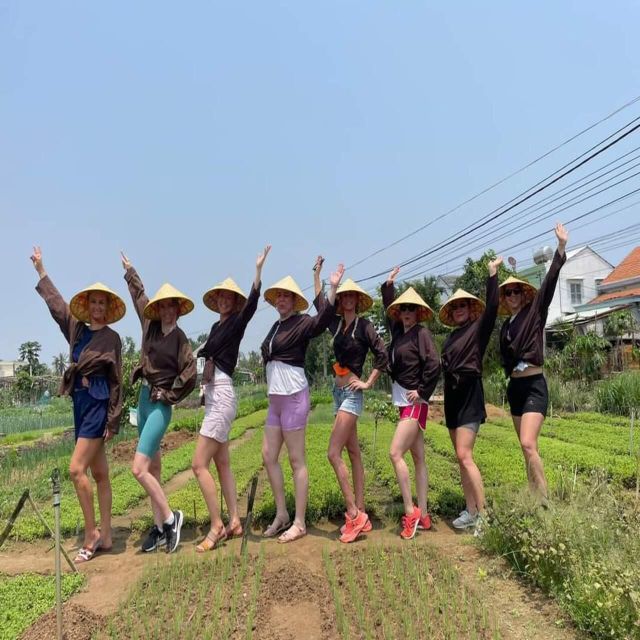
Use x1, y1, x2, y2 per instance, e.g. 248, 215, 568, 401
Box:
333, 385, 364, 417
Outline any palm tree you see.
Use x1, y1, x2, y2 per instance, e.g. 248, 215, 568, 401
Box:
18, 341, 42, 376
52, 353, 68, 376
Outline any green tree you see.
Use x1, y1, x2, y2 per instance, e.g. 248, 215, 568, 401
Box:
18, 341, 42, 376
52, 353, 68, 375
189, 332, 209, 351
604, 310, 637, 370
237, 350, 265, 385
454, 250, 511, 299
397, 275, 441, 311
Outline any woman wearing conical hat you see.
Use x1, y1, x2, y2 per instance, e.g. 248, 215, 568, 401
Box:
121, 253, 197, 554
31, 246, 124, 563
439, 257, 502, 530
381, 267, 441, 540
260, 262, 345, 543
192, 245, 271, 552
313, 257, 388, 543
499, 223, 568, 500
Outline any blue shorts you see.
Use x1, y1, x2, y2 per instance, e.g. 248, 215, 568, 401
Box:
333, 385, 363, 417
72, 388, 108, 440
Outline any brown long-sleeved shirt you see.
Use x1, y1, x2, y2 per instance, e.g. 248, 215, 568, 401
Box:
198, 283, 260, 378
381, 282, 441, 402
261, 293, 336, 368
36, 276, 123, 433
124, 267, 196, 405
313, 300, 388, 377
441, 274, 499, 380
500, 249, 566, 376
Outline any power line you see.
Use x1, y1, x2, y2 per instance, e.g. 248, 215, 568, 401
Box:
346, 94, 640, 272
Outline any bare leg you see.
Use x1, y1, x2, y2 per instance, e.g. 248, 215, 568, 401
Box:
409, 429, 428, 514
262, 427, 289, 529
513, 412, 548, 498
327, 411, 359, 518
213, 442, 240, 531
89, 445, 112, 548
69, 437, 107, 548
132, 453, 172, 526
345, 426, 365, 511
450, 427, 484, 513
283, 428, 308, 530
192, 435, 224, 534
389, 420, 422, 516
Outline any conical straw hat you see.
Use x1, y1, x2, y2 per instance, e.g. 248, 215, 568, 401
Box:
143, 283, 194, 320
498, 276, 537, 316
438, 289, 485, 328
70, 282, 126, 324
203, 278, 247, 313
336, 278, 373, 314
387, 287, 434, 323
264, 276, 309, 312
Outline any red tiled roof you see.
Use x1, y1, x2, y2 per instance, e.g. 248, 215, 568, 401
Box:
588, 286, 640, 305
601, 247, 640, 285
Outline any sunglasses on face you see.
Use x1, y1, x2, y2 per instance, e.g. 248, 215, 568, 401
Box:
450, 302, 468, 310
504, 288, 522, 297
399, 304, 417, 312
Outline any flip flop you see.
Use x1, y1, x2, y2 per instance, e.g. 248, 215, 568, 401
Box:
195, 528, 227, 553
277, 523, 307, 544
262, 518, 291, 538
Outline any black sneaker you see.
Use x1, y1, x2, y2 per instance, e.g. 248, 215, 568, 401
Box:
163, 510, 184, 553
141, 525, 166, 552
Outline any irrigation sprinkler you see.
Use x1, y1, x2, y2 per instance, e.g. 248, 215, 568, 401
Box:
52, 468, 63, 640
241, 475, 259, 556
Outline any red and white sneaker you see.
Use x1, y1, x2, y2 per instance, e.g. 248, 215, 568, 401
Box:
417, 512, 432, 530
400, 506, 421, 540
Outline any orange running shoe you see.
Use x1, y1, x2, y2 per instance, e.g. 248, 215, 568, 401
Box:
400, 506, 421, 540
339, 510, 369, 543
417, 512, 432, 530
340, 511, 373, 534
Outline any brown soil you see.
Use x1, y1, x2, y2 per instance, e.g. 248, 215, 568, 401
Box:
108, 428, 193, 465
254, 556, 338, 640
486, 402, 508, 419
20, 603, 104, 640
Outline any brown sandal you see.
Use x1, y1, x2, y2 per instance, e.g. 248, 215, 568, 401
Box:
262, 518, 291, 538
225, 522, 243, 539
277, 523, 307, 544
195, 528, 226, 553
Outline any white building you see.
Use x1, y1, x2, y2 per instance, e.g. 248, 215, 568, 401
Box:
518, 245, 613, 327
0, 360, 24, 379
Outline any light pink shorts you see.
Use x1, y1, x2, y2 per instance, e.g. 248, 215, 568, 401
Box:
199, 381, 237, 443
265, 387, 310, 431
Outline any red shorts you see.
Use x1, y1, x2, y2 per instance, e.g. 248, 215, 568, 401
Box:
398, 403, 428, 431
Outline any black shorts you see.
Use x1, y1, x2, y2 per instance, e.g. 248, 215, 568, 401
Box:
506, 374, 548, 417
444, 375, 486, 430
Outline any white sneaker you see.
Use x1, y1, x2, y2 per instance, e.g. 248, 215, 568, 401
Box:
452, 510, 478, 529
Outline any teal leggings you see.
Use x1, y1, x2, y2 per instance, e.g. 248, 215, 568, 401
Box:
136, 385, 172, 458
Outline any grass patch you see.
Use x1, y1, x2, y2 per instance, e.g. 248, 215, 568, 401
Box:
481, 480, 640, 640
0, 572, 85, 640
323, 545, 501, 639
101, 549, 264, 639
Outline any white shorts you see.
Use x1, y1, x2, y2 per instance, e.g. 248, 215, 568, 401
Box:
199, 381, 237, 443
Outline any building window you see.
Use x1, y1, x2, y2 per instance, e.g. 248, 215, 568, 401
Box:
569, 280, 583, 305
595, 278, 603, 292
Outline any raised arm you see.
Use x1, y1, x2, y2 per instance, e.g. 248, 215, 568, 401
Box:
32, 246, 74, 343
312, 255, 324, 298
537, 223, 568, 312
478, 256, 501, 350
304, 262, 344, 338
238, 245, 271, 326
121, 252, 149, 324
381, 266, 400, 310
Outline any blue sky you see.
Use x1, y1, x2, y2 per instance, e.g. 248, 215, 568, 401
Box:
2, 1, 640, 364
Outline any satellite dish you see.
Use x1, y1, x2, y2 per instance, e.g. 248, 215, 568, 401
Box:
507, 256, 517, 271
